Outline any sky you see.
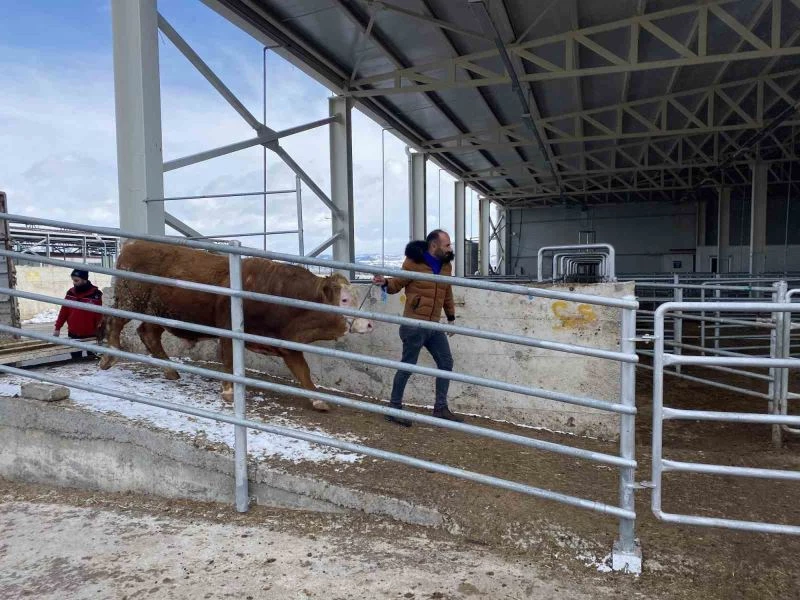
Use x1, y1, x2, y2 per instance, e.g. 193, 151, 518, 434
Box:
0, 0, 483, 259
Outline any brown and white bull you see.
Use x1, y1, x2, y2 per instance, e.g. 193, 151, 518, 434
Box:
98, 240, 373, 411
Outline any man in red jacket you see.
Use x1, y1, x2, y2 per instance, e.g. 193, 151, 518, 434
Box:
54, 269, 103, 358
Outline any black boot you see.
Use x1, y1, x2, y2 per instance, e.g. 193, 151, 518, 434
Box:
432, 406, 463, 423
384, 406, 412, 427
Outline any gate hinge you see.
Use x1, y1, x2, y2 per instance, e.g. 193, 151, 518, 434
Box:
627, 481, 655, 490
629, 334, 656, 344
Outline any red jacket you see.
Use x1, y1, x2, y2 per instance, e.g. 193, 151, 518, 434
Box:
54, 284, 103, 338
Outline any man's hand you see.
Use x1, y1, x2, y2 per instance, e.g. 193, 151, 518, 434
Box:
446, 315, 456, 337
372, 275, 386, 285
53, 329, 61, 337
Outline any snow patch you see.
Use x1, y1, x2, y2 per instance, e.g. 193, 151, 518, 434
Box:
22, 309, 59, 324
576, 552, 613, 573
0, 362, 364, 465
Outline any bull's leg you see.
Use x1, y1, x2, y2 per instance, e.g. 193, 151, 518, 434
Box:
218, 336, 235, 403
283, 350, 329, 412
98, 316, 129, 371
137, 322, 180, 380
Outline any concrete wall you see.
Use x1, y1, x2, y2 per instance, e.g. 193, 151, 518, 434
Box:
508, 202, 698, 277
0, 396, 442, 526
696, 244, 800, 274
115, 281, 635, 440
15, 266, 113, 320
510, 199, 800, 277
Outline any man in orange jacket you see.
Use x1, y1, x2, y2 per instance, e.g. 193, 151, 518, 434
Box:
373, 229, 462, 426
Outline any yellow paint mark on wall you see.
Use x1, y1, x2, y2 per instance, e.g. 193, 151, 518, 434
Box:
551, 301, 597, 329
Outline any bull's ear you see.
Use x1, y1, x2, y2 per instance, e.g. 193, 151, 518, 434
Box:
322, 279, 341, 304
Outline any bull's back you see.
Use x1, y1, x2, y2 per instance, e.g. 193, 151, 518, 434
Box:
114, 240, 229, 325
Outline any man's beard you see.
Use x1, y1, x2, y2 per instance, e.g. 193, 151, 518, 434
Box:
441, 251, 455, 263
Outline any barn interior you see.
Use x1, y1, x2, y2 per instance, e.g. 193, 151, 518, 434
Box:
2, 0, 800, 588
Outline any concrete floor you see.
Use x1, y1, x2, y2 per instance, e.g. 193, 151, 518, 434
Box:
0, 497, 601, 600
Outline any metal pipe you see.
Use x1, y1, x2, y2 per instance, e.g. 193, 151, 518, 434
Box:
228, 242, 248, 512
662, 406, 800, 425
0, 287, 637, 419
0, 324, 635, 467
662, 459, 800, 482
617, 301, 637, 554
537, 244, 615, 282
0, 362, 633, 519
0, 249, 637, 365
145, 190, 297, 203
187, 230, 299, 240
0, 212, 639, 308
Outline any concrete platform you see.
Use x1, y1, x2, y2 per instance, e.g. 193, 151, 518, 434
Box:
0, 393, 442, 528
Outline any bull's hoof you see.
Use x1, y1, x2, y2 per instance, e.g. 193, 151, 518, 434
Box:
164, 369, 180, 381
312, 400, 331, 412
221, 389, 233, 403
98, 356, 116, 371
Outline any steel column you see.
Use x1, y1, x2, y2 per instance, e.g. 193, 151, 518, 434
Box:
228, 242, 248, 512
454, 181, 466, 277
750, 162, 768, 275
479, 197, 491, 275
408, 152, 427, 241
111, 0, 165, 235
717, 187, 731, 274
329, 96, 355, 278
613, 298, 641, 573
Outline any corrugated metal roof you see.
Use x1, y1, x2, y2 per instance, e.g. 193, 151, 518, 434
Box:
207, 0, 800, 206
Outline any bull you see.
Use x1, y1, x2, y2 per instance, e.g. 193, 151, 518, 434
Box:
98, 240, 373, 411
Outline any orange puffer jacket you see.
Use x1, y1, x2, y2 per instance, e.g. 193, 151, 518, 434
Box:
385, 241, 455, 323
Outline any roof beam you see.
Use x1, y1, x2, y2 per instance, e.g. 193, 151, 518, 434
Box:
348, 0, 800, 96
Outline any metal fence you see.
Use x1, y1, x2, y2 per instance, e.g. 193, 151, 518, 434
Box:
651, 301, 800, 535
636, 275, 800, 410
0, 212, 642, 571
536, 243, 616, 283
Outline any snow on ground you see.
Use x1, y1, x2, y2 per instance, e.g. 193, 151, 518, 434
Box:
0, 361, 363, 465
21, 309, 59, 324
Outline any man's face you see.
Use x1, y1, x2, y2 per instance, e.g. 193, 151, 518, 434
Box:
71, 276, 86, 287
431, 233, 454, 263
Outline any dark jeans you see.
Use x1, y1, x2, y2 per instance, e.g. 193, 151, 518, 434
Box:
390, 325, 454, 410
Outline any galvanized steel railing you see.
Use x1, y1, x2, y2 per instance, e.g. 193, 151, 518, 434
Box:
651, 301, 800, 535
536, 243, 616, 282
0, 213, 641, 571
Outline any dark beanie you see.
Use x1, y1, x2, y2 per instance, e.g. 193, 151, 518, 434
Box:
71, 269, 89, 280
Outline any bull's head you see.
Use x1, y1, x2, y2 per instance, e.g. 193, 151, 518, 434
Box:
323, 274, 374, 334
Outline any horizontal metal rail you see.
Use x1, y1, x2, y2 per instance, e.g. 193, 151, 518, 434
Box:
0, 323, 634, 468
661, 459, 800, 482
0, 212, 637, 309
145, 190, 297, 203
0, 362, 632, 519
0, 248, 636, 365
637, 363, 772, 400
2, 287, 635, 417
187, 230, 299, 240
663, 406, 800, 426
636, 282, 775, 292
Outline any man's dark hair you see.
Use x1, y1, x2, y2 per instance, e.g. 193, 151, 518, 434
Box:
426, 229, 446, 247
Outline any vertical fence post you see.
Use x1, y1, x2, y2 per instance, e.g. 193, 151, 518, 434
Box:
770, 281, 788, 449
714, 277, 722, 351
650, 303, 666, 523
673, 274, 683, 375
229, 241, 249, 512
700, 285, 706, 355
612, 297, 641, 573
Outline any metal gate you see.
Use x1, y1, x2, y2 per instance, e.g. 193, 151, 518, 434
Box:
650, 300, 800, 535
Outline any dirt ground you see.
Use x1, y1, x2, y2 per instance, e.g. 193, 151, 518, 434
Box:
3, 357, 799, 599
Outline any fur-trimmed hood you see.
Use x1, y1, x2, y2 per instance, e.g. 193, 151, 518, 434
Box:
404, 240, 428, 263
